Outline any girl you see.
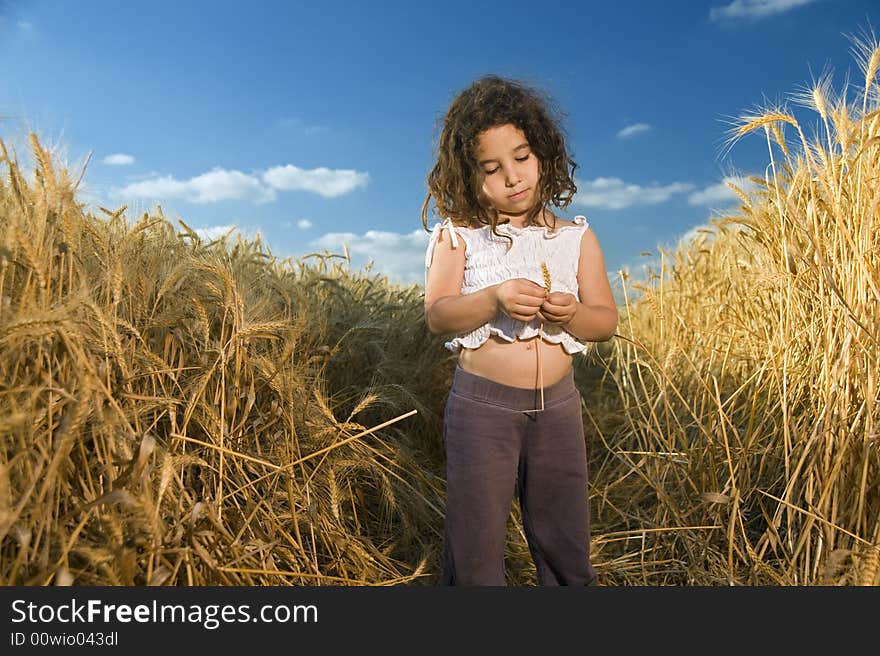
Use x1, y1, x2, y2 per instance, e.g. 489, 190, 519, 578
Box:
421, 75, 618, 586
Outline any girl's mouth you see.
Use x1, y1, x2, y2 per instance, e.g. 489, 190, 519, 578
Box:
509, 188, 529, 201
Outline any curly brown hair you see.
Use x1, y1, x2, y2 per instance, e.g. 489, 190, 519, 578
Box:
420, 74, 578, 249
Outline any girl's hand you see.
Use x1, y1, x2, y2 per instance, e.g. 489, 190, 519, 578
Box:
495, 278, 549, 323
538, 292, 578, 325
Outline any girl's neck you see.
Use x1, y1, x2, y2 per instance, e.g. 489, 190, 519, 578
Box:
501, 207, 555, 228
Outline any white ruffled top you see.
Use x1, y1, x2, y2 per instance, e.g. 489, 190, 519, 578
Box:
424, 215, 591, 354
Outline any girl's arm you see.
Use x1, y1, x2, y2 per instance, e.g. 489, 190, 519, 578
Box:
424, 228, 500, 335
425, 286, 501, 335
564, 227, 618, 342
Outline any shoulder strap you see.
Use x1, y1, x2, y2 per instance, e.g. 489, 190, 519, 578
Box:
425, 217, 461, 269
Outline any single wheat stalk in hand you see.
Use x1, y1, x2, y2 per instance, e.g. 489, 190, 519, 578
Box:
537, 261, 552, 411
522, 262, 551, 414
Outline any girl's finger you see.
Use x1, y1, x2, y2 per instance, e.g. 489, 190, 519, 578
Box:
543, 300, 570, 312
518, 295, 544, 307
512, 302, 544, 320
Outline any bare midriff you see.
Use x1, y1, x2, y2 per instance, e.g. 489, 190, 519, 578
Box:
457, 333, 574, 389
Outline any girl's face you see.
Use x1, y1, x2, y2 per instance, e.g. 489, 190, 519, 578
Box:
475, 123, 540, 219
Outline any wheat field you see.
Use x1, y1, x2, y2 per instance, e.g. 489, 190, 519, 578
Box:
595, 33, 880, 585
1, 37, 878, 586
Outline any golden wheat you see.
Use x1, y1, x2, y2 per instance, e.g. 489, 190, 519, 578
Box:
606, 33, 880, 585
0, 134, 443, 585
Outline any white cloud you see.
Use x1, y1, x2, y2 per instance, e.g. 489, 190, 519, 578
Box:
308, 228, 430, 286
296, 219, 313, 229
709, 0, 816, 21
673, 223, 717, 248
102, 153, 135, 166
195, 225, 238, 241
262, 165, 368, 198
112, 162, 368, 205
617, 123, 652, 139
574, 177, 694, 210
18, 20, 32, 30
114, 167, 277, 204
124, 170, 161, 182
688, 175, 759, 206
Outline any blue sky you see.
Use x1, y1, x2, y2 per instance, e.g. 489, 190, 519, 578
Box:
1, 0, 877, 301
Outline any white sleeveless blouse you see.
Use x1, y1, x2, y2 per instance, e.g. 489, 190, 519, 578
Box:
424, 215, 591, 354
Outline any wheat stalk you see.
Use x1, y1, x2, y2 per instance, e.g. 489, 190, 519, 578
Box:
535, 261, 552, 412
520, 262, 550, 414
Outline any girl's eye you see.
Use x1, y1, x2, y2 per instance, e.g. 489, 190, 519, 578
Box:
484, 154, 530, 175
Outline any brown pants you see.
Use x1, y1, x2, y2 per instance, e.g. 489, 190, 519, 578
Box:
441, 364, 597, 586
